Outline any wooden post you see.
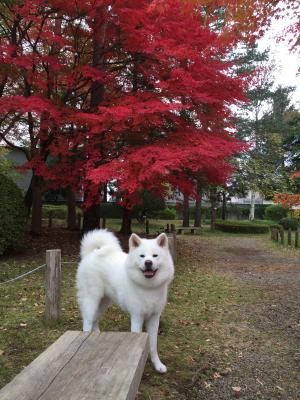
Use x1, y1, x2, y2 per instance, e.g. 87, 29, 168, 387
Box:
102, 217, 106, 229
167, 233, 176, 263
279, 228, 284, 245
288, 228, 292, 246
48, 210, 53, 229
295, 228, 299, 249
45, 249, 61, 326
274, 229, 279, 242
166, 224, 170, 233
171, 224, 176, 233
145, 218, 149, 235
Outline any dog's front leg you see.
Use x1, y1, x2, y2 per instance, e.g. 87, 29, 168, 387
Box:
130, 314, 143, 333
146, 314, 167, 373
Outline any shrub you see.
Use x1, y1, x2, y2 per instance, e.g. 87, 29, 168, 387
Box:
264, 204, 288, 221
42, 204, 68, 219
100, 202, 123, 218
0, 174, 27, 255
279, 217, 300, 231
215, 220, 271, 234
153, 207, 177, 220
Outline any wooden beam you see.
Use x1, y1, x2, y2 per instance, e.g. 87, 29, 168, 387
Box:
0, 331, 149, 400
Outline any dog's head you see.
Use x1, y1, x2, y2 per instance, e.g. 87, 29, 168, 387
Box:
126, 233, 174, 287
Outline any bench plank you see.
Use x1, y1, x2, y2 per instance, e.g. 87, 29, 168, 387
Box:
0, 331, 149, 400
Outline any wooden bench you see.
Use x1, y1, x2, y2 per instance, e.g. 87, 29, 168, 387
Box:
0, 331, 149, 400
177, 227, 202, 235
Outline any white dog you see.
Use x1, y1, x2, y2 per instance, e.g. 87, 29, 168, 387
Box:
76, 229, 174, 373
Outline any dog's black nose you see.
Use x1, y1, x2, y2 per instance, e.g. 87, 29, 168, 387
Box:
145, 260, 153, 270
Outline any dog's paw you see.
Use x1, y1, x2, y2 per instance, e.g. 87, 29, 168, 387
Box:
154, 362, 167, 374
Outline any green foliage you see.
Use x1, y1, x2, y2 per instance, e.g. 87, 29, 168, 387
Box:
153, 207, 177, 220
0, 174, 27, 255
42, 204, 68, 219
100, 203, 123, 218
0, 148, 13, 174
133, 191, 165, 219
215, 220, 272, 234
264, 204, 288, 221
233, 48, 294, 199
279, 217, 300, 231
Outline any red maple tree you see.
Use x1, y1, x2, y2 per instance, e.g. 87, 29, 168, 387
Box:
0, 0, 251, 234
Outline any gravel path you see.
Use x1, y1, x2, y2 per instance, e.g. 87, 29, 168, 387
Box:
179, 235, 300, 400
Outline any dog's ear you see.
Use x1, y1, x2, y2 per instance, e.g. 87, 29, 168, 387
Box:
157, 233, 168, 248
129, 233, 142, 249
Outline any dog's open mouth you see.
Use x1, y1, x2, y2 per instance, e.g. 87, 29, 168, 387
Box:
143, 269, 157, 279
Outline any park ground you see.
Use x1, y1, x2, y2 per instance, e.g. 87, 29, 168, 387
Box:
0, 223, 299, 399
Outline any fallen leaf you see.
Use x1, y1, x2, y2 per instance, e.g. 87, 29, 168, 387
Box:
220, 367, 232, 376
276, 386, 284, 391
20, 323, 27, 327
232, 386, 241, 398
0, 349, 4, 356
213, 372, 221, 379
203, 381, 211, 389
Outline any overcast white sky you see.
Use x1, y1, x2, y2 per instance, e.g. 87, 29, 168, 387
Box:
257, 12, 300, 106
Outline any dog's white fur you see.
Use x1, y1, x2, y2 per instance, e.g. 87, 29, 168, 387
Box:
76, 229, 174, 373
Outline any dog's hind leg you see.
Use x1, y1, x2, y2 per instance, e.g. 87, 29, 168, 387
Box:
78, 286, 104, 332
146, 313, 167, 373
92, 296, 111, 331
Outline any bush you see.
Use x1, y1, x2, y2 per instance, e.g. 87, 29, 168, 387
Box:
279, 217, 300, 231
42, 204, 68, 219
0, 174, 27, 255
100, 202, 123, 218
153, 207, 177, 220
215, 220, 271, 234
264, 204, 288, 221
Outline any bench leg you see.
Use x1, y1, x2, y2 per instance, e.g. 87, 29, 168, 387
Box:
146, 314, 167, 374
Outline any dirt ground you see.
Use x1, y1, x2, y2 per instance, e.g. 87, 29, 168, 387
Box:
178, 235, 300, 400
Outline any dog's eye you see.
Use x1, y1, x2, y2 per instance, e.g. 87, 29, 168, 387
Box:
140, 254, 145, 258
153, 254, 158, 258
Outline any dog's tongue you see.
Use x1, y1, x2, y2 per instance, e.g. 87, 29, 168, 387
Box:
144, 270, 156, 278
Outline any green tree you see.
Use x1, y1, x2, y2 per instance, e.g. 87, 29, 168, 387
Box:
233, 51, 293, 219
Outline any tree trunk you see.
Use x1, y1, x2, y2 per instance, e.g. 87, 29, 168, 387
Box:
24, 175, 33, 215
194, 183, 202, 227
67, 188, 77, 230
102, 183, 108, 203
221, 191, 227, 220
30, 175, 43, 236
83, 203, 100, 232
182, 193, 190, 227
210, 188, 217, 231
120, 207, 132, 235
249, 191, 255, 221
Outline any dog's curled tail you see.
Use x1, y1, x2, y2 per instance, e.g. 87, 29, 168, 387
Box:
80, 229, 122, 259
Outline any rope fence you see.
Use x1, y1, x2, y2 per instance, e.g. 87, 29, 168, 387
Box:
0, 260, 78, 286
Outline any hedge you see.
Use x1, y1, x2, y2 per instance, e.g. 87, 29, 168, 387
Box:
215, 220, 276, 234
153, 207, 177, 220
264, 204, 288, 221
279, 217, 300, 231
0, 174, 27, 255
